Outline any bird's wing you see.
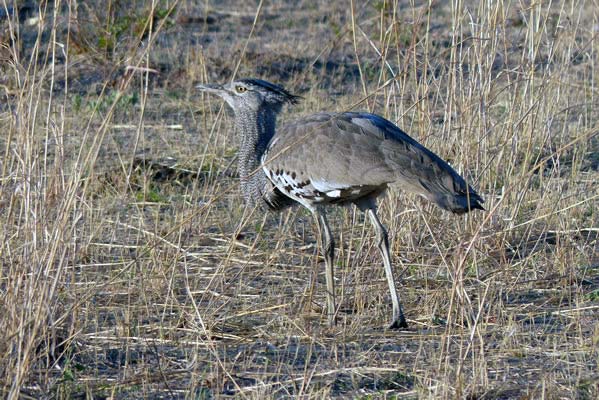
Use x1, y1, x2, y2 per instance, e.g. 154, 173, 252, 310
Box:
264, 113, 391, 187
263, 112, 483, 212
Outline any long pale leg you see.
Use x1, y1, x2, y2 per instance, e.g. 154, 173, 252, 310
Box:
366, 208, 407, 329
314, 208, 336, 327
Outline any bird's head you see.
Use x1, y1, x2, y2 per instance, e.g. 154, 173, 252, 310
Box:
196, 78, 300, 114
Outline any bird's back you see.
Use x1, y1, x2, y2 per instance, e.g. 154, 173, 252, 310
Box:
262, 112, 483, 213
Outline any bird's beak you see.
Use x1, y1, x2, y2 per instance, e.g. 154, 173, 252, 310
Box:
196, 83, 226, 96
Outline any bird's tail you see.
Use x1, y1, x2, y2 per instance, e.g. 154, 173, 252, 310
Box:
398, 164, 485, 214
431, 190, 485, 214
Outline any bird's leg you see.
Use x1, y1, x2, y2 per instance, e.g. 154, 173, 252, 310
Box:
314, 208, 336, 327
366, 208, 408, 329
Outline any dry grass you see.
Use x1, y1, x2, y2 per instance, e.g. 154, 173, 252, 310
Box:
1, 0, 598, 398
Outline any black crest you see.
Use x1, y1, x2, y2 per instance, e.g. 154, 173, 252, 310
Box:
239, 78, 301, 105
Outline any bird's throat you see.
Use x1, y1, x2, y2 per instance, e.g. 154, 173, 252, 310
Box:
234, 108, 278, 206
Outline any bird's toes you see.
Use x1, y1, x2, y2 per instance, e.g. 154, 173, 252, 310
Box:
388, 317, 408, 330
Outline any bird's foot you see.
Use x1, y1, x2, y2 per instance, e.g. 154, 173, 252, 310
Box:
327, 314, 337, 329
388, 316, 408, 330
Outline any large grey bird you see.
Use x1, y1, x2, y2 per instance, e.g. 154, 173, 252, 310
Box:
198, 78, 484, 329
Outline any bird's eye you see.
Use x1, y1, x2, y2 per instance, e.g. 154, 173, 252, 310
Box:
235, 86, 247, 93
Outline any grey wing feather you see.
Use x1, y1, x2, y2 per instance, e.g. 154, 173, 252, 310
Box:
264, 112, 483, 213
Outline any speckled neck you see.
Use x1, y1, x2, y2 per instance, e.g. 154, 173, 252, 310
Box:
233, 106, 278, 207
